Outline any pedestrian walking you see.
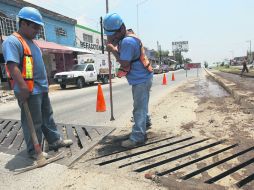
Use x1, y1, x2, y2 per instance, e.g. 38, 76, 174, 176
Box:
103, 13, 153, 148
2, 7, 73, 159
240, 57, 249, 77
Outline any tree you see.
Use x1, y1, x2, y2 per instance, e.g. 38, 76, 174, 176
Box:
155, 50, 169, 58
174, 51, 183, 64
184, 58, 192, 63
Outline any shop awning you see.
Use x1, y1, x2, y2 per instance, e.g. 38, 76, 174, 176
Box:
64, 46, 94, 54
34, 40, 73, 54
169, 59, 177, 63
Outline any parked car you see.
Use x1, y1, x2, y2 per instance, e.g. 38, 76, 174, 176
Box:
168, 64, 175, 71
152, 64, 163, 74
161, 64, 170, 73
175, 64, 181, 70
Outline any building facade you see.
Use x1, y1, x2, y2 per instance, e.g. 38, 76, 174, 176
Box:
75, 24, 118, 72
0, 0, 141, 88
0, 0, 79, 85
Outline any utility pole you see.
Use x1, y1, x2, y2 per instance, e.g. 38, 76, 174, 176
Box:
157, 41, 161, 65
136, 0, 149, 36
246, 40, 252, 63
137, 2, 139, 36
106, 0, 109, 13
105, 0, 115, 121
100, 17, 104, 54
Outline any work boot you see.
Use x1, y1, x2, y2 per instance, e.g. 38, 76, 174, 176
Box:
29, 152, 49, 160
121, 139, 144, 148
49, 138, 73, 151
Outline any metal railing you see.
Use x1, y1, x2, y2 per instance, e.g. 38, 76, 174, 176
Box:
0, 15, 17, 36
0, 15, 45, 39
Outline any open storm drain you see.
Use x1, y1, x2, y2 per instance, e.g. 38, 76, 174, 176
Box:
93, 135, 254, 189
0, 119, 115, 166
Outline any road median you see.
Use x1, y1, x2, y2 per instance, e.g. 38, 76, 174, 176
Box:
204, 68, 254, 113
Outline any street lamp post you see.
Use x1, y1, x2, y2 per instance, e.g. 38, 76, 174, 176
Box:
229, 50, 234, 65
246, 40, 252, 63
136, 0, 149, 36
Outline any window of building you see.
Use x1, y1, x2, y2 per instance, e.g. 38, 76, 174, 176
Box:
0, 16, 17, 36
55, 27, 67, 36
37, 28, 45, 40
0, 15, 46, 39
83, 33, 93, 43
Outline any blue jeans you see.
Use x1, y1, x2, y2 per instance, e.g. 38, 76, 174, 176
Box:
130, 78, 152, 143
17, 93, 60, 155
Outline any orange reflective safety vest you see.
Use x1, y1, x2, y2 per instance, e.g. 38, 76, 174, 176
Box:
6, 32, 34, 92
125, 32, 153, 73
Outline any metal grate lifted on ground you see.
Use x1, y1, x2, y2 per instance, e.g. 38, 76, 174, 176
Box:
93, 135, 254, 189
0, 119, 115, 166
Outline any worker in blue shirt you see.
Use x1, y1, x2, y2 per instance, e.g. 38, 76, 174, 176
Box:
103, 13, 153, 148
2, 7, 73, 159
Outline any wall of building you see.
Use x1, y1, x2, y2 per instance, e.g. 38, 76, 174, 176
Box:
75, 24, 105, 54
0, 2, 19, 19
75, 24, 119, 71
44, 18, 76, 46
0, 1, 76, 46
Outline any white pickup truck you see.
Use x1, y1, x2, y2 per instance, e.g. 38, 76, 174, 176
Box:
54, 63, 115, 89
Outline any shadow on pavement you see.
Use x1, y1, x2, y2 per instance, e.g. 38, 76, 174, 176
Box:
5, 150, 34, 171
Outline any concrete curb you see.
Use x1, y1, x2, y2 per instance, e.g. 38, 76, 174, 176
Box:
204, 68, 254, 112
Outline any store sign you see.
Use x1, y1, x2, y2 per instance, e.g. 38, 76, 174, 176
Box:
172, 41, 189, 52
185, 63, 201, 69
80, 41, 105, 51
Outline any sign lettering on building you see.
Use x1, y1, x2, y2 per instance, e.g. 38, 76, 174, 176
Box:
80, 41, 105, 51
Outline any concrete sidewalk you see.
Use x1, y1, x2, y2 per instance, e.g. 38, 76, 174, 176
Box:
205, 68, 254, 113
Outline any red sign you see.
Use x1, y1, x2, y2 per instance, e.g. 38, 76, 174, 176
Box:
185, 63, 201, 69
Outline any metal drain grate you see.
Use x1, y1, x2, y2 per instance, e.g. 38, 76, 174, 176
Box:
94, 135, 254, 188
0, 119, 115, 166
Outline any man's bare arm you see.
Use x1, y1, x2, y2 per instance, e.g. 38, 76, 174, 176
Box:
107, 44, 131, 68
7, 62, 30, 102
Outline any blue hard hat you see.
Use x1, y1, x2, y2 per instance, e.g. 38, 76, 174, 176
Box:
103, 13, 123, 36
18, 7, 44, 26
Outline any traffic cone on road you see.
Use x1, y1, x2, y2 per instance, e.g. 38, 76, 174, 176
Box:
172, 72, 175, 81
96, 84, 106, 112
162, 73, 167, 85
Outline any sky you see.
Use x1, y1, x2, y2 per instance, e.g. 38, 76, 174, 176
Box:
25, 0, 254, 64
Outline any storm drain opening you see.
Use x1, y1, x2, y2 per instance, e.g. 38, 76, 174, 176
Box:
0, 119, 115, 166
94, 135, 254, 188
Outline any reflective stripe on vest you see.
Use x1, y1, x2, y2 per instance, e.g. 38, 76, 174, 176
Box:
6, 32, 34, 92
125, 32, 153, 73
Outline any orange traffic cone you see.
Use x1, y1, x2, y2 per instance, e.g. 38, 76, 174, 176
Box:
96, 84, 106, 112
172, 72, 175, 81
162, 73, 167, 85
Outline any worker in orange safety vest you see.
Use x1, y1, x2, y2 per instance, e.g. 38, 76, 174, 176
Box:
2, 7, 72, 159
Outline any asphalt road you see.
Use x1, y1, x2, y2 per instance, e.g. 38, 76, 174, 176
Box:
0, 69, 201, 127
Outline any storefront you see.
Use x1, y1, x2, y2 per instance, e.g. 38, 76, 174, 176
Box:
75, 24, 118, 71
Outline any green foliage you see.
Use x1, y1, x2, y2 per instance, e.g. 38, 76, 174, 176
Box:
155, 50, 169, 58
185, 58, 192, 63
